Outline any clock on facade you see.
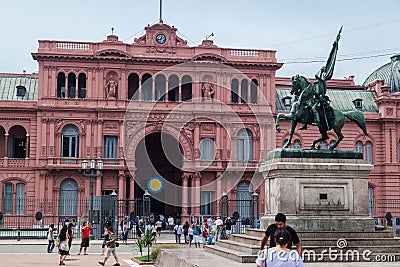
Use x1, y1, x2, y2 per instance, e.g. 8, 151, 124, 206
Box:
155, 33, 166, 44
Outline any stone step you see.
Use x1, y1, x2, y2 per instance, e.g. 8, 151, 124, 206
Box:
216, 239, 260, 255
233, 232, 400, 247
230, 234, 262, 246
204, 244, 257, 263
245, 228, 394, 239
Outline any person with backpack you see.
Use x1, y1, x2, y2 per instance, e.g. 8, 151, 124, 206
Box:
192, 222, 201, 248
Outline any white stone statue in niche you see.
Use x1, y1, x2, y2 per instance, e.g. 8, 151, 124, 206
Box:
105, 75, 118, 99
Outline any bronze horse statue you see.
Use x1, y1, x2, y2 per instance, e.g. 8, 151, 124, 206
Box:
275, 75, 368, 150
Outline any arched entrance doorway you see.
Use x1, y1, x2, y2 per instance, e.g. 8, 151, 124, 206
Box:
135, 132, 183, 218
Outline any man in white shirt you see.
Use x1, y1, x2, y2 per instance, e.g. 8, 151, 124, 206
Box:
168, 216, 174, 234
214, 217, 224, 242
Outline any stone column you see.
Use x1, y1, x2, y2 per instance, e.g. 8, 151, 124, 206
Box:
178, 77, 182, 102
138, 78, 142, 100
129, 172, 135, 199
4, 133, 9, 158
118, 173, 125, 199
96, 175, 102, 196
25, 134, 30, 159
64, 75, 68, 98
152, 76, 156, 101
192, 172, 201, 216
120, 71, 126, 100
194, 123, 200, 159
75, 76, 78, 99
181, 173, 189, 222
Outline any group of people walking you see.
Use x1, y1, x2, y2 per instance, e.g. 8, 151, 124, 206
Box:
47, 220, 120, 266
47, 212, 304, 267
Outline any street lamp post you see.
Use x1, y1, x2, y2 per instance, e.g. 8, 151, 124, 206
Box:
220, 191, 229, 218
252, 191, 259, 228
143, 190, 151, 221
82, 159, 103, 228
110, 190, 118, 237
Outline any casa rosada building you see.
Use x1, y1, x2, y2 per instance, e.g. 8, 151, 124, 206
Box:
0, 21, 399, 226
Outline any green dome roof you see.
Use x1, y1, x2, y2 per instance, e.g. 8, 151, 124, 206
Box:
363, 54, 400, 92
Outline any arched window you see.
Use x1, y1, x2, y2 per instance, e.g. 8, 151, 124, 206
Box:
237, 129, 253, 162
67, 73, 76, 98
62, 125, 79, 158
141, 74, 153, 101
231, 79, 239, 104
366, 141, 373, 164
57, 72, 66, 98
241, 79, 248, 104
356, 141, 363, 154
155, 74, 166, 101
293, 140, 301, 149
128, 73, 139, 100
59, 179, 78, 216
168, 75, 179, 102
200, 138, 214, 165
320, 141, 327, 150
283, 139, 288, 148
78, 73, 86, 99
236, 180, 252, 220
181, 75, 192, 102
9, 125, 27, 158
250, 79, 258, 104
0, 126, 5, 157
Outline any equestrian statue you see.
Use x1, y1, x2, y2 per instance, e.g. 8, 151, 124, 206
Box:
275, 26, 368, 150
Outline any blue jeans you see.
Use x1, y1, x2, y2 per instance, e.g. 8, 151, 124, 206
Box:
47, 240, 55, 252
176, 234, 181, 244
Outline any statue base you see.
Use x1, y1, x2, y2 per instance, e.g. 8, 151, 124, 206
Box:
259, 148, 375, 231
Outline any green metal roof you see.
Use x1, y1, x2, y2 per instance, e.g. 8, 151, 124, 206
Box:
276, 88, 378, 113
0, 75, 38, 100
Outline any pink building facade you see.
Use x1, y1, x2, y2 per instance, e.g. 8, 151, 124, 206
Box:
0, 22, 399, 227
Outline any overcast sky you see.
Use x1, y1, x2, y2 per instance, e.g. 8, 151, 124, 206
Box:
1, 0, 399, 85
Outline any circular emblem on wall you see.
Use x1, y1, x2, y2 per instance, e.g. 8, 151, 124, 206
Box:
155, 33, 166, 44
147, 176, 164, 193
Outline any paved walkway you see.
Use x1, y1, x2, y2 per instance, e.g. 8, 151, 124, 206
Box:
0, 232, 398, 266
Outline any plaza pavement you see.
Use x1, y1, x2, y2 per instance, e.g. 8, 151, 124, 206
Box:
0, 232, 397, 267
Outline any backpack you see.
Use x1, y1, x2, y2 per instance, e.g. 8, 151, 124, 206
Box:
193, 226, 200, 235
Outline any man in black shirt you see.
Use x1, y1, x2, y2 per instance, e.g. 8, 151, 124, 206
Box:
260, 213, 302, 255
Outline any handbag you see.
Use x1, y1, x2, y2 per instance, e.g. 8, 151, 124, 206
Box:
115, 241, 119, 247
59, 239, 69, 251
54, 237, 60, 247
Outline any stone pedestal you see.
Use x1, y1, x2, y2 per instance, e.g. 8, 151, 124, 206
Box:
259, 149, 375, 231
